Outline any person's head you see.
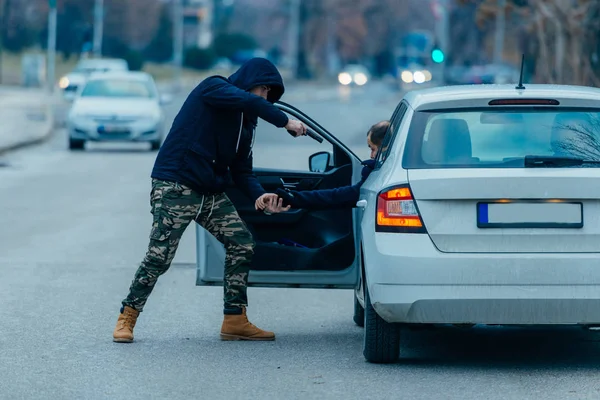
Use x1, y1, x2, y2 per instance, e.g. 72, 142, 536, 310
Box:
228, 58, 285, 103
367, 120, 390, 159
250, 84, 271, 100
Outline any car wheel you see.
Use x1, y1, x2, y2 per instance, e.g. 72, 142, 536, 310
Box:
150, 139, 161, 151
69, 138, 85, 150
363, 282, 401, 364
353, 290, 365, 327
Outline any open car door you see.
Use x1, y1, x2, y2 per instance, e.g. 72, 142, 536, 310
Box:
196, 102, 362, 288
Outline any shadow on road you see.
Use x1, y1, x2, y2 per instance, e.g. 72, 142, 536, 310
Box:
394, 325, 600, 369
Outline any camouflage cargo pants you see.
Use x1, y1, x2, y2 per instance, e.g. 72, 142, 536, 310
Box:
122, 179, 254, 313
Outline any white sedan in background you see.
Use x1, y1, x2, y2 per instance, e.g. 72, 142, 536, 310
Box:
66, 71, 171, 151
59, 58, 129, 101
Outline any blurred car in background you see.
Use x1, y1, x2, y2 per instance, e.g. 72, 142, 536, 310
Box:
338, 64, 370, 86
484, 63, 521, 84
58, 58, 129, 101
66, 71, 171, 151
398, 62, 433, 86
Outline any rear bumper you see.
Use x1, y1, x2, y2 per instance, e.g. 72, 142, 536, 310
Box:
371, 284, 600, 324
365, 233, 600, 325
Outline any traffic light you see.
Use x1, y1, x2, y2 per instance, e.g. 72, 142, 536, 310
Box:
431, 48, 444, 63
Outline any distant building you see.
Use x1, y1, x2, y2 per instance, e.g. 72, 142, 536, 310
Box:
183, 0, 213, 49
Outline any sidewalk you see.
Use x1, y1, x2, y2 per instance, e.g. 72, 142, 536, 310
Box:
0, 86, 56, 154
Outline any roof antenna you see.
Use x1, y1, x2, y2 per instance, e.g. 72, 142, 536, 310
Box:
515, 53, 526, 90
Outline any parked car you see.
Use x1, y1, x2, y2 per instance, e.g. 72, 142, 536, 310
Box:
66, 71, 171, 151
194, 83, 600, 364
59, 58, 129, 101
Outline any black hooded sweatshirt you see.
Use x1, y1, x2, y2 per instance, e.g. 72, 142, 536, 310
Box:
151, 58, 289, 201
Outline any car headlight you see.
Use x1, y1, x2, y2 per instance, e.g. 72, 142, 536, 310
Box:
68, 112, 87, 120
140, 113, 161, 123
422, 70, 432, 81
338, 72, 352, 85
413, 71, 426, 84
354, 73, 368, 86
401, 70, 414, 83
59, 76, 70, 89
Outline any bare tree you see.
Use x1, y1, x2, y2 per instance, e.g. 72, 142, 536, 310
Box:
463, 0, 600, 85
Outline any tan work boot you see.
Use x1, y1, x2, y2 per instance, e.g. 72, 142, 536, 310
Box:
220, 307, 275, 341
113, 306, 139, 343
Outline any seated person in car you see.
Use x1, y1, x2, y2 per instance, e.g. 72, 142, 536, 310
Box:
276, 120, 389, 210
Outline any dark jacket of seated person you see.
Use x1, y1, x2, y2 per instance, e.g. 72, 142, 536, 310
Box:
275, 120, 389, 210
276, 159, 376, 210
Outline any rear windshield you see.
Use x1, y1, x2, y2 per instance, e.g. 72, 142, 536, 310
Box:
402, 108, 600, 168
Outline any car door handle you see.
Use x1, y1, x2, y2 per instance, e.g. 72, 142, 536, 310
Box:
357, 200, 367, 209
280, 178, 300, 189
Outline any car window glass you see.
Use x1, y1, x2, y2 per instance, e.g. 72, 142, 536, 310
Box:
251, 111, 335, 172
403, 109, 600, 168
375, 103, 407, 168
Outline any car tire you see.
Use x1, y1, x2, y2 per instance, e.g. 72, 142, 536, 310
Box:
69, 138, 85, 150
150, 139, 161, 151
353, 290, 365, 327
363, 282, 401, 364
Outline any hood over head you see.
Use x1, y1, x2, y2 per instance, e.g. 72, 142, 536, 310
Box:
228, 58, 285, 103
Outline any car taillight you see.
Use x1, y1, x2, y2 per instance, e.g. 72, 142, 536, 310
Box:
376, 185, 426, 233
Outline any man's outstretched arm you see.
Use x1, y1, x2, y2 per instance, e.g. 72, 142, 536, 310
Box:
200, 78, 288, 127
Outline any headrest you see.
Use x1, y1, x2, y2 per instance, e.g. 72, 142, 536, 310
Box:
423, 118, 472, 164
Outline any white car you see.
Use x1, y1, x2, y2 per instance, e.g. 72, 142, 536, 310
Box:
66, 71, 171, 151
193, 83, 600, 364
59, 58, 129, 101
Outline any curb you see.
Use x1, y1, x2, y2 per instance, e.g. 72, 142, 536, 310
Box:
0, 103, 56, 156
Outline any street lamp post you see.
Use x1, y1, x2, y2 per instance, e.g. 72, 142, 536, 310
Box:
493, 0, 506, 63
47, 0, 57, 93
93, 0, 104, 58
288, 0, 300, 79
173, 0, 184, 91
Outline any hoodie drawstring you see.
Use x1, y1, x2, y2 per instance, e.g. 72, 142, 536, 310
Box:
249, 125, 256, 158
235, 112, 244, 154
196, 195, 216, 222
196, 195, 206, 221
208, 195, 216, 220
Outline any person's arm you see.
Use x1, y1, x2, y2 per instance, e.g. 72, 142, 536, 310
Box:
276, 184, 361, 210
230, 151, 266, 202
276, 160, 376, 210
200, 77, 289, 128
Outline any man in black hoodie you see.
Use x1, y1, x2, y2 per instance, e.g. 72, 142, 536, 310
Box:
113, 58, 306, 343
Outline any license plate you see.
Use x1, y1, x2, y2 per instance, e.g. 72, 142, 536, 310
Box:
98, 125, 129, 134
477, 201, 583, 228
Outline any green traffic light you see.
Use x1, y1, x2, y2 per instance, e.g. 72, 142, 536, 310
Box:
432, 49, 444, 63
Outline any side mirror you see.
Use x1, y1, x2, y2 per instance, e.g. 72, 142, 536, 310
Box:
309, 151, 331, 173
159, 93, 173, 105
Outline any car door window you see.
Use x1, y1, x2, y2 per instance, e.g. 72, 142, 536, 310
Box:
375, 102, 408, 169
251, 110, 335, 172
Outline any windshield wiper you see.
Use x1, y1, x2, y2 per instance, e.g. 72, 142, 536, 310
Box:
524, 155, 600, 168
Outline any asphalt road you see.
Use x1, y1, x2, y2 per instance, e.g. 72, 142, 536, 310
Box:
2, 81, 600, 400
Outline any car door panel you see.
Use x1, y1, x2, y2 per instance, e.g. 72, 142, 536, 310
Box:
196, 102, 362, 289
